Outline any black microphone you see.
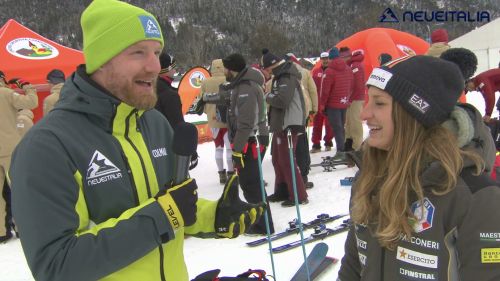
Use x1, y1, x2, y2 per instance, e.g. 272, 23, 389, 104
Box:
172, 122, 198, 185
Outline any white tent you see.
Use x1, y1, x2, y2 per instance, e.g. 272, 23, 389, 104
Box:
450, 17, 500, 74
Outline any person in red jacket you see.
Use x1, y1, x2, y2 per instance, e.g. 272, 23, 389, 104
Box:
319, 47, 353, 161
465, 68, 500, 122
344, 49, 366, 151
311, 51, 334, 152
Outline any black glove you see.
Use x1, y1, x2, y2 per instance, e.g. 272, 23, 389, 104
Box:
189, 151, 199, 170
191, 269, 221, 281
232, 151, 245, 170
156, 178, 198, 230
257, 135, 269, 147
8, 78, 30, 89
192, 96, 206, 115
215, 174, 265, 238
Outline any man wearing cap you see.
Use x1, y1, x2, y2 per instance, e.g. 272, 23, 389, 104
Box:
201, 53, 274, 234
9, 1, 263, 280
320, 47, 353, 161
344, 49, 366, 151
311, 51, 334, 153
285, 53, 317, 189
425, 28, 450, 57
0, 70, 37, 244
156, 52, 184, 128
199, 59, 234, 184
43, 69, 66, 116
261, 49, 309, 206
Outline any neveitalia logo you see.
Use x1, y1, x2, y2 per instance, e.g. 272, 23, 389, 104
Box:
379, 7, 490, 23
6, 38, 59, 60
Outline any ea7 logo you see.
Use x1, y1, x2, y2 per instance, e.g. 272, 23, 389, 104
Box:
409, 94, 430, 113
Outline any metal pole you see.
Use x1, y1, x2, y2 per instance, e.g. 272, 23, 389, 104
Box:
255, 136, 277, 280
287, 130, 311, 281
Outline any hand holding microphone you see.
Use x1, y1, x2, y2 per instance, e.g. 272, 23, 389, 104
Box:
156, 122, 199, 229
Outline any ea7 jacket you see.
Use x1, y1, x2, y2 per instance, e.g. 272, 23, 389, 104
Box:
348, 52, 366, 102
338, 104, 500, 281
10, 66, 217, 281
321, 58, 353, 110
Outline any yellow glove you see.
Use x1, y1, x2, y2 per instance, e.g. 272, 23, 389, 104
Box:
215, 174, 265, 238
156, 178, 198, 231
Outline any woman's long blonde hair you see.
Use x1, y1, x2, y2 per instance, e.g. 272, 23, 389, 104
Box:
351, 101, 483, 249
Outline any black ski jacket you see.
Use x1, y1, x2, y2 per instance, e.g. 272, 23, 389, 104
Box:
338, 104, 500, 281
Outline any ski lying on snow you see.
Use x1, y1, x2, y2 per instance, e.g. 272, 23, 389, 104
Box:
290, 242, 329, 281
310, 256, 338, 280
271, 221, 351, 253
246, 214, 348, 247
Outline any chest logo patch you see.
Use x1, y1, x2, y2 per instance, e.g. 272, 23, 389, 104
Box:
410, 197, 435, 233
86, 151, 122, 186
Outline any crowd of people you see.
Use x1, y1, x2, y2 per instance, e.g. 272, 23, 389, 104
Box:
1, 0, 500, 280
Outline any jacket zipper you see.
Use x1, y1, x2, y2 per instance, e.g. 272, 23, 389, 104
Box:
381, 248, 385, 281
124, 109, 166, 280
124, 110, 152, 198
119, 151, 139, 205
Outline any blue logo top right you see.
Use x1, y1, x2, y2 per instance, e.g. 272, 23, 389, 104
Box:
379, 8, 490, 23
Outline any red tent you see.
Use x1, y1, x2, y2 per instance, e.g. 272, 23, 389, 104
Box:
0, 19, 84, 122
314, 28, 429, 80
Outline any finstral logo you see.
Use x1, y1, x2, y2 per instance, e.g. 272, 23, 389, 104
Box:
87, 150, 122, 186
6, 38, 59, 60
379, 8, 490, 23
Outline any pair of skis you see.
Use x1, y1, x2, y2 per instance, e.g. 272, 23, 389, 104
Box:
272, 221, 351, 253
246, 213, 348, 247
310, 156, 354, 172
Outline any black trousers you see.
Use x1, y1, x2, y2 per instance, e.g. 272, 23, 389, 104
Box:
295, 131, 311, 181
238, 140, 274, 234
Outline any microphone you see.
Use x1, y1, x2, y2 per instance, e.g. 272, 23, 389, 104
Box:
172, 122, 198, 185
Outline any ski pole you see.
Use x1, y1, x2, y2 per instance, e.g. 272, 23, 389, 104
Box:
287, 129, 311, 281
255, 136, 277, 280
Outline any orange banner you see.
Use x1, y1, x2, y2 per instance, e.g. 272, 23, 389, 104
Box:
177, 66, 211, 115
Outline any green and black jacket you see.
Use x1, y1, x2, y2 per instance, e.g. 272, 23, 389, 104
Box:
10, 66, 217, 281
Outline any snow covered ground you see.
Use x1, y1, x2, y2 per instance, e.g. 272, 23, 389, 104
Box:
0, 90, 495, 281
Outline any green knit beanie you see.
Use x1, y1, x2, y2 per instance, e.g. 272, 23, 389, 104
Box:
81, 0, 164, 74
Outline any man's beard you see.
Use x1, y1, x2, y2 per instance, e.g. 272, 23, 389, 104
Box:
225, 71, 235, 82
107, 74, 158, 110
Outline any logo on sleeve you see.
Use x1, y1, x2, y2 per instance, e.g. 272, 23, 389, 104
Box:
87, 150, 122, 186
480, 233, 500, 242
481, 248, 500, 263
410, 197, 435, 233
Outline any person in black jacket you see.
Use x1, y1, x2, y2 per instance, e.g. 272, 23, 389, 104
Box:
155, 53, 198, 169
155, 52, 183, 128
338, 55, 500, 281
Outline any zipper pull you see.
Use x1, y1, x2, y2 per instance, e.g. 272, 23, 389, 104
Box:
135, 110, 140, 132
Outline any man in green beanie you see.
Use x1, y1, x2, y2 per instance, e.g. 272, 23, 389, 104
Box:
9, 1, 264, 280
